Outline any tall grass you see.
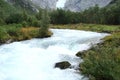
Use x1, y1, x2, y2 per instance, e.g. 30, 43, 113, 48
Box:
79, 32, 120, 80
0, 24, 52, 44
50, 23, 120, 33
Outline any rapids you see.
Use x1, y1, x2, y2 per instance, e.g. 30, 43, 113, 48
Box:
0, 29, 108, 80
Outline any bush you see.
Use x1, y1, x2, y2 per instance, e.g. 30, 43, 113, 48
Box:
22, 21, 28, 27
6, 26, 21, 37
80, 33, 120, 80
39, 10, 50, 37
0, 27, 10, 43
5, 13, 24, 24
32, 20, 41, 27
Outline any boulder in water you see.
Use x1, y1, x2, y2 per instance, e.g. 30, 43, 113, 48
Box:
55, 61, 71, 69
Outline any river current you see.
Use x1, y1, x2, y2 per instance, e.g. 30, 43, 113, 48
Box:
0, 29, 108, 80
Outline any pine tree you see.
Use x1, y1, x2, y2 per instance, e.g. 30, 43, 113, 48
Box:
39, 10, 50, 37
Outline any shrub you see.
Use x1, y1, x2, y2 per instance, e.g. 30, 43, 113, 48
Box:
22, 21, 28, 27
6, 26, 21, 37
0, 27, 10, 43
80, 33, 120, 80
5, 13, 24, 24
32, 20, 41, 27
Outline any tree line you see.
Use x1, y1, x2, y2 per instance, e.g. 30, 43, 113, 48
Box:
49, 3, 120, 25
0, 0, 120, 25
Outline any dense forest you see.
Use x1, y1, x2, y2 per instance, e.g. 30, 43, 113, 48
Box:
0, 0, 120, 25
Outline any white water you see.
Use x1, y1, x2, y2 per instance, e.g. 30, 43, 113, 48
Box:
56, 0, 67, 8
0, 29, 108, 80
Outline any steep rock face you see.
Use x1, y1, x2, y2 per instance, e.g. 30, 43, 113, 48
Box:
5, 0, 38, 12
64, 0, 112, 12
5, 0, 58, 12
31, 0, 58, 9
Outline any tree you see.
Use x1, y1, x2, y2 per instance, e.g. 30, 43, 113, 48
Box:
5, 13, 24, 24
39, 10, 50, 37
36, 8, 43, 20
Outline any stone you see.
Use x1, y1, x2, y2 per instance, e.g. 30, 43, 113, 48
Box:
55, 61, 71, 69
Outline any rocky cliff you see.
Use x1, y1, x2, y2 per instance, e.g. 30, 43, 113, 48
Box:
5, 0, 38, 12
31, 0, 58, 9
5, 0, 58, 12
4, 0, 114, 12
64, 0, 113, 12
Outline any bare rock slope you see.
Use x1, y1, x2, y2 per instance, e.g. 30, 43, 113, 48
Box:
31, 0, 58, 9
64, 0, 112, 12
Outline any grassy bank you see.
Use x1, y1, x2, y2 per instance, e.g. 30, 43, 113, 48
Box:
50, 23, 120, 33
79, 32, 120, 80
51, 23, 120, 80
0, 24, 52, 44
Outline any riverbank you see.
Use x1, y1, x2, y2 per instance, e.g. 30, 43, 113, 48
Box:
0, 29, 108, 80
50, 23, 120, 33
0, 23, 120, 80
50, 23, 120, 80
0, 24, 52, 45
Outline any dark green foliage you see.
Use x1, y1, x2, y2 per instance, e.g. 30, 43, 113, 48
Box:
50, 9, 80, 24
80, 33, 120, 80
0, 0, 17, 25
39, 10, 50, 37
0, 27, 10, 43
50, 2, 120, 25
6, 25, 21, 37
22, 21, 28, 27
0, 0, 17, 17
5, 13, 24, 24
36, 9, 44, 20
32, 20, 41, 27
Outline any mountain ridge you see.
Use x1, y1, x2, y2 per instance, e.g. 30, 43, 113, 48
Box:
64, 0, 113, 12
1, 0, 119, 13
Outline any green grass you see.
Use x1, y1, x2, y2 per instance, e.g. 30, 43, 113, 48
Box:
50, 23, 120, 33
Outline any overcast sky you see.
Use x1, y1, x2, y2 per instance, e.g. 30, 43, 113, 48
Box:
56, 0, 67, 8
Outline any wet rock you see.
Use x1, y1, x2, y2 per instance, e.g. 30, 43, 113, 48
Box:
76, 51, 86, 58
55, 61, 71, 69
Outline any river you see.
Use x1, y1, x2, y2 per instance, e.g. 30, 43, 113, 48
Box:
0, 29, 108, 80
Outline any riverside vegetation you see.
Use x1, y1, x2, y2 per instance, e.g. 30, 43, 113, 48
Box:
0, 0, 120, 80
0, 8, 52, 44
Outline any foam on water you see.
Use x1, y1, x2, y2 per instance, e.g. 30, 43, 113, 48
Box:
0, 29, 108, 80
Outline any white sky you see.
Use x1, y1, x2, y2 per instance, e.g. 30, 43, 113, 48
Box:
56, 0, 67, 8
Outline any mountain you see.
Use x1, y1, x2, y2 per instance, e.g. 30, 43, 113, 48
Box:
31, 0, 57, 9
5, 0, 38, 13
64, 0, 113, 12
1, 0, 119, 14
